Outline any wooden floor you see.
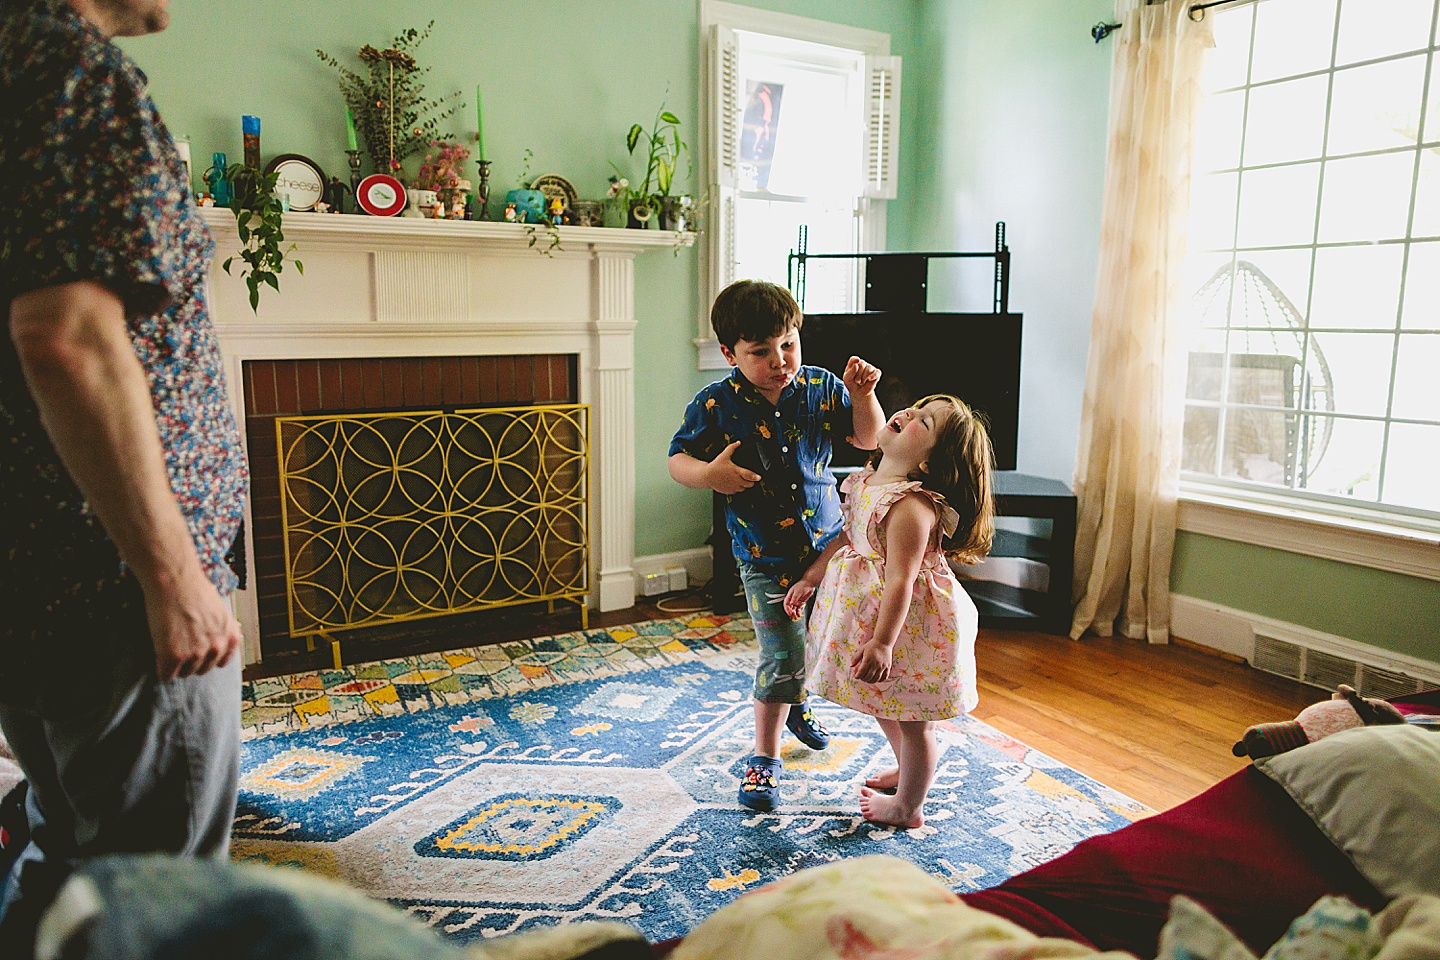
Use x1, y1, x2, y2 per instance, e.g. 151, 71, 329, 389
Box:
245, 596, 1323, 813
971, 629, 1317, 811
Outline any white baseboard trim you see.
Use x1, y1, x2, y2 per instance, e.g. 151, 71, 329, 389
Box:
633, 548, 714, 598
1171, 593, 1440, 687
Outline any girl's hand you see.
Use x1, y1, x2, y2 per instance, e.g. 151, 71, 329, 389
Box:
783, 579, 815, 619
850, 642, 892, 684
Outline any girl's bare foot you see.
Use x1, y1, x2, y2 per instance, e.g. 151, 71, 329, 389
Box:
859, 785, 924, 828
864, 767, 900, 791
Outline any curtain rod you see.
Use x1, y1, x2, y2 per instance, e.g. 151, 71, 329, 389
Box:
1091, 0, 1257, 43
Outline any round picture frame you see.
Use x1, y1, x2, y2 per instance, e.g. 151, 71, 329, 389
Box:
356, 174, 407, 217
263, 153, 326, 212
530, 174, 577, 209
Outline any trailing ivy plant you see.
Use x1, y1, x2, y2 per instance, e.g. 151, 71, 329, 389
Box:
221, 165, 302, 313
523, 219, 562, 257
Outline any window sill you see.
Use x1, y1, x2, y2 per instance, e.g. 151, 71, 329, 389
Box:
695, 337, 730, 371
1176, 485, 1440, 583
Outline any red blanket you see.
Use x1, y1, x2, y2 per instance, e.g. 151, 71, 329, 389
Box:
957, 690, 1440, 956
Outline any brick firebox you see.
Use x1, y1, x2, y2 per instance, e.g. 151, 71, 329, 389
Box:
243, 354, 577, 658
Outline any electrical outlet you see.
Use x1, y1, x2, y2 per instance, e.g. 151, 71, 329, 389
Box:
665, 566, 688, 593
640, 571, 669, 597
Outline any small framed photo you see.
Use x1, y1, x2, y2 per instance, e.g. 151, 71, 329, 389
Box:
264, 153, 327, 212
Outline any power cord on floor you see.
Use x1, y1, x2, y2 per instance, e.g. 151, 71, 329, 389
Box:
654, 581, 714, 615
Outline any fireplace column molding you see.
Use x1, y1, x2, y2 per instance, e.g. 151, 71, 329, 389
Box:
593, 252, 638, 613
199, 209, 691, 663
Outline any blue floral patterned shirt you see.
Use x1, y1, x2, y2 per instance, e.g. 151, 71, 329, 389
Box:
0, 0, 248, 678
670, 365, 858, 584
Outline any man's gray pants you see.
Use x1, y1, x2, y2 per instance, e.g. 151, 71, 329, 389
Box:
0, 650, 241, 919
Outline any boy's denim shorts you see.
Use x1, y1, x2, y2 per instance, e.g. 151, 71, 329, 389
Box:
739, 563, 810, 704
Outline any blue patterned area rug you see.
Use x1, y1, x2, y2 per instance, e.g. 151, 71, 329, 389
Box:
237, 615, 1149, 944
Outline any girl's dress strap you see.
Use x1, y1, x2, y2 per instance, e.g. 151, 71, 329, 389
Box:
839, 466, 874, 498
866, 480, 961, 552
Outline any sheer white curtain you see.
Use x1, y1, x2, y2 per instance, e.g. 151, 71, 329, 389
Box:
1070, 0, 1212, 643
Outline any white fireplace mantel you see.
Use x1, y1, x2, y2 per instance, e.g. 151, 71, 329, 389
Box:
199, 207, 693, 662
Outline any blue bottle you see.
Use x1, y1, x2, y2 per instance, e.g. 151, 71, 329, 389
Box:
205, 152, 232, 207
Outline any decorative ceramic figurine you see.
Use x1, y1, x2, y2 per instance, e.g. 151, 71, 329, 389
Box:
504, 201, 517, 222
324, 176, 349, 214
548, 196, 565, 225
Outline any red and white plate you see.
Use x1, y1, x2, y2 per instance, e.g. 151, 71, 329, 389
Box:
356, 174, 406, 217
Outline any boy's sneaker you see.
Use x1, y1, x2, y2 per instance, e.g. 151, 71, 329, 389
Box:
786, 701, 830, 750
737, 755, 782, 811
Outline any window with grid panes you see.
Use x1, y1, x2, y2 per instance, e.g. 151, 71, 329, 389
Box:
1182, 0, 1440, 523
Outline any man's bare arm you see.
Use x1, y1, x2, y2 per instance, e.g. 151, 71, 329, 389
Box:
9, 280, 240, 679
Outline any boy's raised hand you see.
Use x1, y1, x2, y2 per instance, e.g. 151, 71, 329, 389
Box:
843, 355, 881, 398
705, 440, 762, 495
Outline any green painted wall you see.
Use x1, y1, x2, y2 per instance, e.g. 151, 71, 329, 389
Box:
1172, 534, 1440, 661
907, 0, 1113, 483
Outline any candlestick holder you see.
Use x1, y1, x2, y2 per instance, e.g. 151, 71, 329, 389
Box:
474, 160, 492, 220
346, 150, 363, 194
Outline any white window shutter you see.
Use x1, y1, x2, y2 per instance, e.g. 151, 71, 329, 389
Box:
711, 24, 741, 191
863, 55, 902, 199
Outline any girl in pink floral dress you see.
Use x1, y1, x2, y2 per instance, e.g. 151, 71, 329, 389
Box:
783, 394, 995, 828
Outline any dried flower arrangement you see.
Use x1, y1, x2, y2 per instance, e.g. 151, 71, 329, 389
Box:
413, 138, 472, 193
317, 23, 462, 174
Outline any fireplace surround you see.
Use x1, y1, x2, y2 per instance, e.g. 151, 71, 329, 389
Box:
200, 208, 691, 663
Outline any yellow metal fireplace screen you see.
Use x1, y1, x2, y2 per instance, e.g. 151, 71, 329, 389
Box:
275, 404, 589, 638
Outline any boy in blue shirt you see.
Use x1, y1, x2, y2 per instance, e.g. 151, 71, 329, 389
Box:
669, 279, 883, 811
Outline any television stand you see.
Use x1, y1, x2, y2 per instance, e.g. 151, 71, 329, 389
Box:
965, 472, 1075, 636
706, 471, 1076, 633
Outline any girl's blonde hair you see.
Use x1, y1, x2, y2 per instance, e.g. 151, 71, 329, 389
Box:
868, 394, 995, 563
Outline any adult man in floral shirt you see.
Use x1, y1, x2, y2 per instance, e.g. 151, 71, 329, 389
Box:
0, 0, 248, 951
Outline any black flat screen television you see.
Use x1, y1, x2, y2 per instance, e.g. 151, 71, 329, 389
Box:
800, 311, 1022, 471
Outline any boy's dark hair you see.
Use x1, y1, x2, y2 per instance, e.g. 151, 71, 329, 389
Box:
710, 279, 803, 350
867, 394, 996, 563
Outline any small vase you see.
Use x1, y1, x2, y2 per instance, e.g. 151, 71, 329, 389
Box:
408, 188, 438, 218
627, 198, 655, 230
602, 198, 628, 228
570, 200, 604, 227
657, 195, 694, 232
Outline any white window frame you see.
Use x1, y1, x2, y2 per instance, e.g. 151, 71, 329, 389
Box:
696, 0, 898, 369
1177, 0, 1440, 583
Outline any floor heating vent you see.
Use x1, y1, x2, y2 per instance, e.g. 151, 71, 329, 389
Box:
1302, 649, 1359, 691
1358, 664, 1424, 699
1252, 634, 1302, 681
1252, 634, 1426, 696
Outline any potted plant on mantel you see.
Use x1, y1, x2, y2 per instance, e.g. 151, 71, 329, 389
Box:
620, 102, 692, 231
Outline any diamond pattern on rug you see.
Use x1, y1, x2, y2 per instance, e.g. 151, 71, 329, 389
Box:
242, 616, 753, 739
235, 616, 1149, 943
416, 794, 623, 861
